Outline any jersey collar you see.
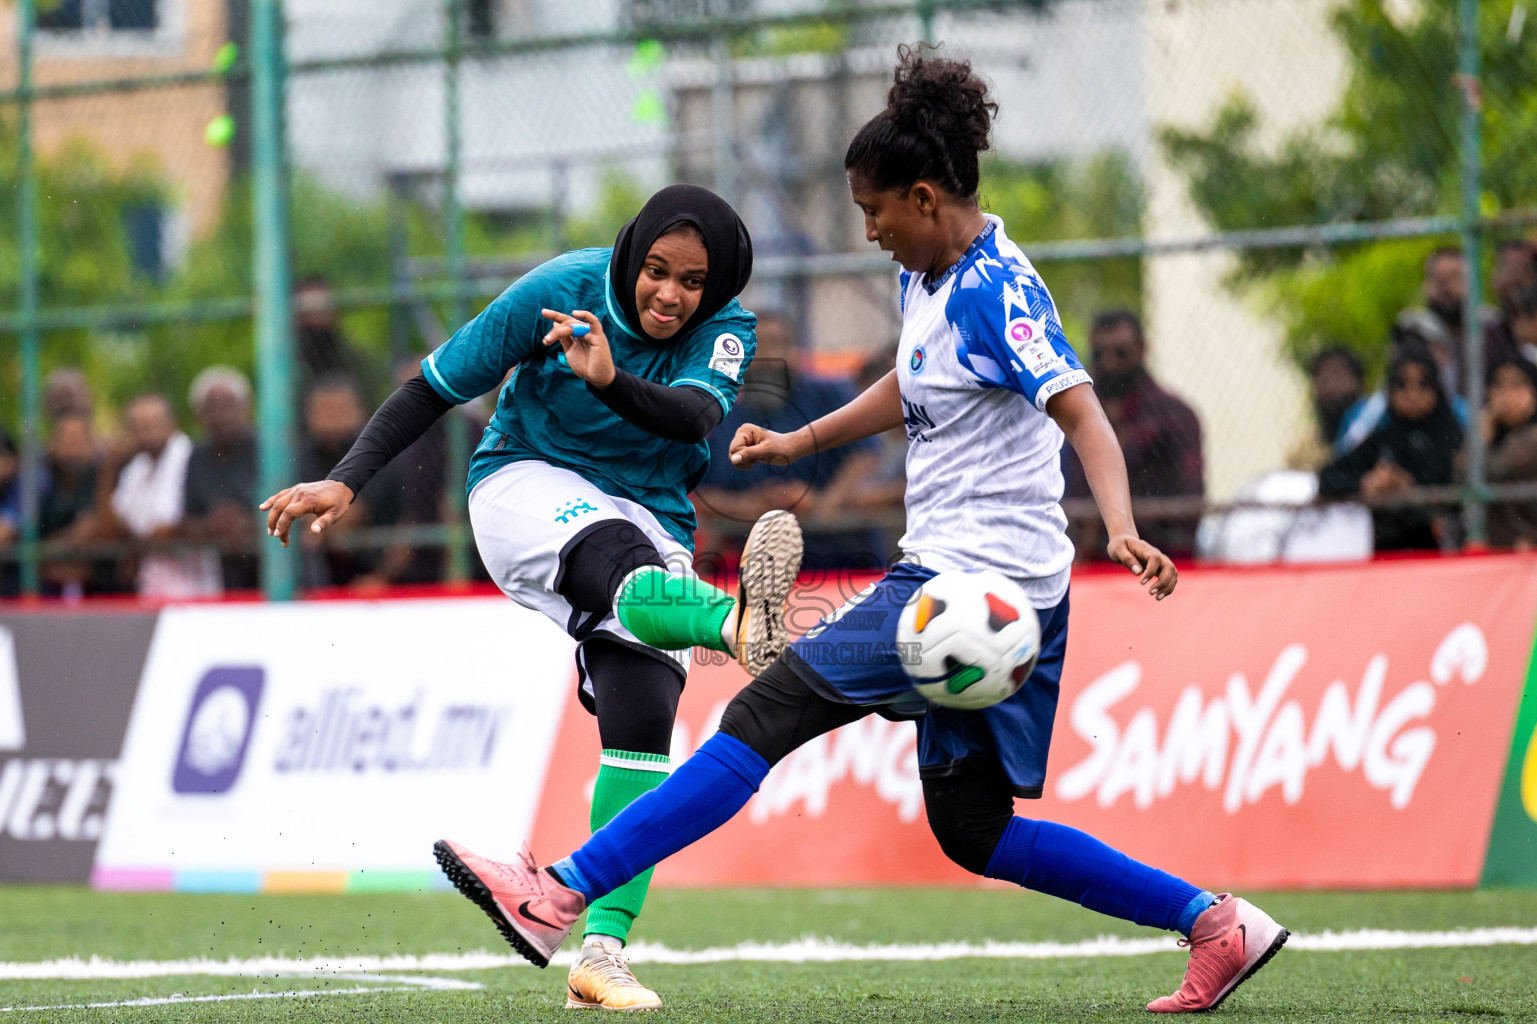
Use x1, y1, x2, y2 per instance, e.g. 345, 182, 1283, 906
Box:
923, 215, 999, 295
603, 269, 644, 341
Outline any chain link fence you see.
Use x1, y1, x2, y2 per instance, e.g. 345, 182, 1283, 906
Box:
2, 0, 1533, 599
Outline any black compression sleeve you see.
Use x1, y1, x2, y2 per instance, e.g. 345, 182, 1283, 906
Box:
327, 374, 453, 495
586, 370, 723, 443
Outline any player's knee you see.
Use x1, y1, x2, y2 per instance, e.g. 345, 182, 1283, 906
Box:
717, 657, 807, 767
718, 684, 785, 765
560, 521, 665, 615
926, 814, 1002, 876
923, 774, 1014, 876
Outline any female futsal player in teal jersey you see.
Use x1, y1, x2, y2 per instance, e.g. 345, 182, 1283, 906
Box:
432, 50, 1289, 1015
261, 184, 804, 1011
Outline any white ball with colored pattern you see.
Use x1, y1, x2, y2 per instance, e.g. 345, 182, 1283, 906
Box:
896, 570, 1042, 710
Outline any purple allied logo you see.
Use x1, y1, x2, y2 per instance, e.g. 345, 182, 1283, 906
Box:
721, 336, 741, 356
172, 667, 264, 794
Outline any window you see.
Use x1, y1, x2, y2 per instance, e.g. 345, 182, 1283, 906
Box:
109, 0, 157, 30
123, 204, 166, 282
36, 0, 84, 29
36, 0, 157, 33
467, 0, 494, 38
630, 0, 747, 28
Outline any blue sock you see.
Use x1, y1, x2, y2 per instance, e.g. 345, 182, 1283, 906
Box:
984, 817, 1215, 936
551, 733, 769, 904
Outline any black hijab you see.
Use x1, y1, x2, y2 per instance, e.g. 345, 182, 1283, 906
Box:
1378, 346, 1463, 485
609, 184, 753, 342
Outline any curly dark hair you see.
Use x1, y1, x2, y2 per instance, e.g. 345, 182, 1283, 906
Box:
844, 44, 998, 200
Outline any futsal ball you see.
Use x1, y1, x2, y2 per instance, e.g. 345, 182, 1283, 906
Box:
896, 570, 1042, 710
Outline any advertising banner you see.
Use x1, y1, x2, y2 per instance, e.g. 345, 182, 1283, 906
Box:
93, 599, 576, 891
1038, 555, 1537, 889
0, 611, 157, 883
85, 554, 1537, 893
531, 556, 1537, 890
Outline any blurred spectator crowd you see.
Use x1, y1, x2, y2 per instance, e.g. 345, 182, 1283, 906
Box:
5, 243, 1537, 602
1300, 239, 1537, 555
0, 285, 481, 600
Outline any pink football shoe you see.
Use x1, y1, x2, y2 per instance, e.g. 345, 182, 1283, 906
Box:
1147, 894, 1288, 1013
433, 839, 585, 968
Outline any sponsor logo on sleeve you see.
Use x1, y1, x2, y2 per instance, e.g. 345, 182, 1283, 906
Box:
172, 667, 264, 795
710, 333, 745, 381
1007, 317, 1065, 378
1002, 278, 1067, 378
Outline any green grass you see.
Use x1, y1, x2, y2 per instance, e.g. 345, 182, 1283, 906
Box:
1, 887, 1535, 1021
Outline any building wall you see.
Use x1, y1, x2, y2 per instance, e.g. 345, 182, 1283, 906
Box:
1, 0, 233, 239
1143, 0, 1349, 498
667, 2, 1151, 358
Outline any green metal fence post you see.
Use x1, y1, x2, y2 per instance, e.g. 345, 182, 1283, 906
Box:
710, 36, 736, 207
1459, 0, 1487, 546
16, 0, 41, 598
443, 0, 471, 584
252, 0, 299, 599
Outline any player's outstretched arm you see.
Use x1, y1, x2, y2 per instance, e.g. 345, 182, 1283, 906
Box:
1046, 382, 1177, 600
260, 480, 354, 547
259, 373, 454, 547
731, 368, 904, 469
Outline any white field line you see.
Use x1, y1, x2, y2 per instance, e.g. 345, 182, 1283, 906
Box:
0, 927, 1534, 982
0, 974, 480, 1014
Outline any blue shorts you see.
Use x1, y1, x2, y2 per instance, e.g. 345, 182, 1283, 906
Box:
780, 562, 1068, 798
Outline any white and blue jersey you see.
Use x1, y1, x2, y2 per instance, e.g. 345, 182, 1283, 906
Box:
896, 214, 1090, 607
780, 215, 1090, 797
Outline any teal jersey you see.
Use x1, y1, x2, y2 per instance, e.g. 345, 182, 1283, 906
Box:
421, 247, 757, 549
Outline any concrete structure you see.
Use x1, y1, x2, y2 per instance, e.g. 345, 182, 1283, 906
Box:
1, 0, 233, 245
1142, 0, 1348, 497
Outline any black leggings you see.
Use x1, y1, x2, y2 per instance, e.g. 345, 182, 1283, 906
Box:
559, 520, 667, 615
582, 638, 683, 756
718, 657, 1014, 876
557, 521, 679, 756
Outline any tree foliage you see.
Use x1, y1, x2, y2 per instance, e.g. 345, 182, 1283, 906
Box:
1, 114, 164, 432
2, 127, 560, 427
1158, 0, 1537, 376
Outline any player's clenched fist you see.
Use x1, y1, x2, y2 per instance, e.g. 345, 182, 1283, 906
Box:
728, 423, 800, 469
260, 479, 355, 547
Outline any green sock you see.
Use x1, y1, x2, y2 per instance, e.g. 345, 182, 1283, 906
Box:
582, 750, 672, 944
616, 567, 735, 652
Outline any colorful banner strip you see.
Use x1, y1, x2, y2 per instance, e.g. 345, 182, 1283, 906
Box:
90, 867, 451, 893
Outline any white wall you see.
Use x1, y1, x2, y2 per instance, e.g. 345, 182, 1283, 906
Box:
1142, 0, 1348, 498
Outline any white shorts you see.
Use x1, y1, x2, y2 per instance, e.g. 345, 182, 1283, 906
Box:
468, 460, 695, 702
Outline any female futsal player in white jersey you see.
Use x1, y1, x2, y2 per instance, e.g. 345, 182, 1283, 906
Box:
433, 46, 1289, 1014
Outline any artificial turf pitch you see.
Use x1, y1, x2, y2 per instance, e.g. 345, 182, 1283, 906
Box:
1, 886, 1534, 1021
